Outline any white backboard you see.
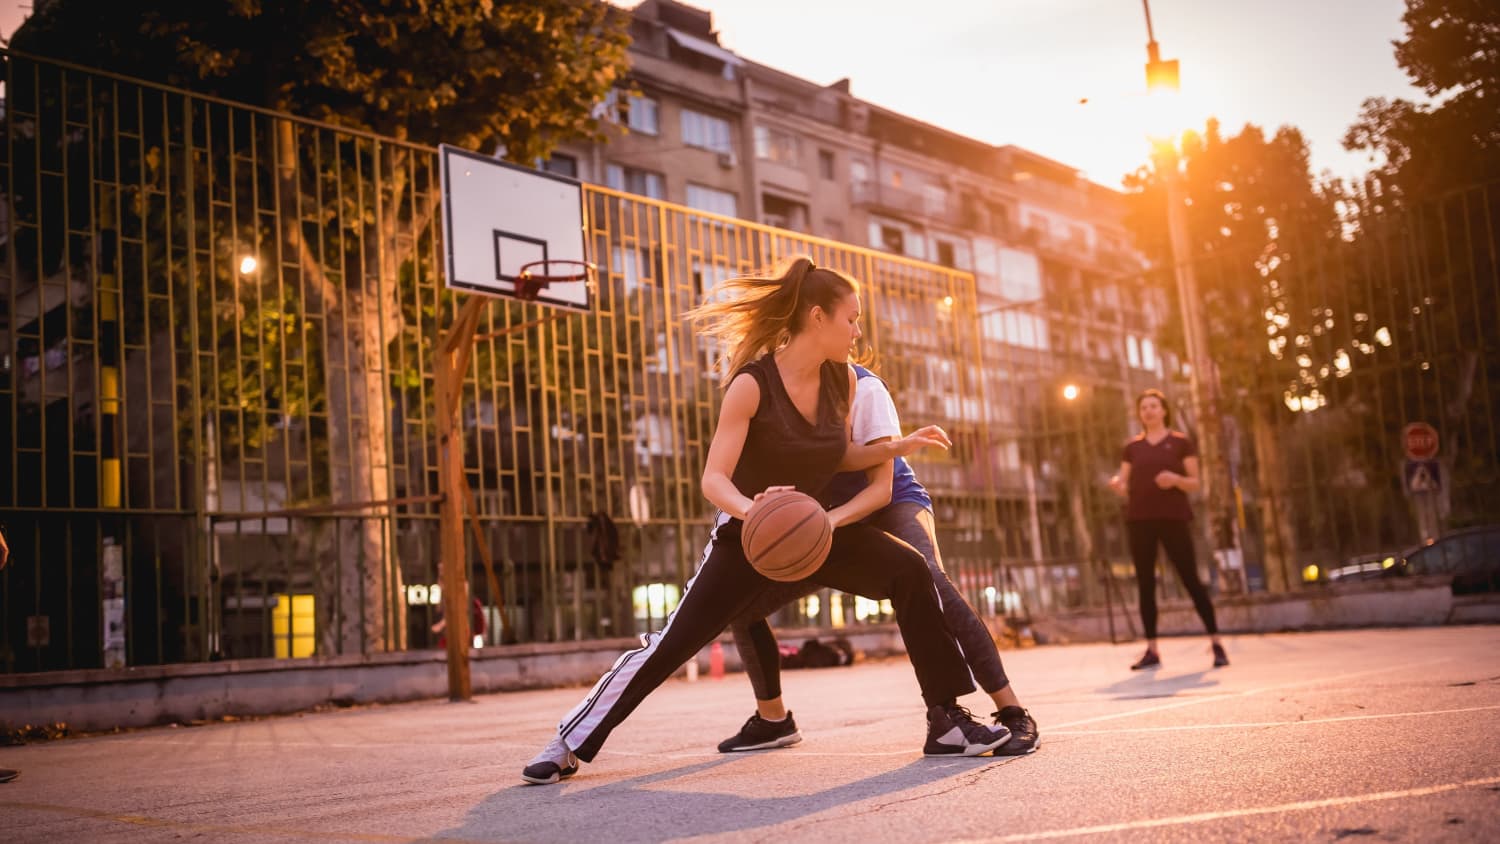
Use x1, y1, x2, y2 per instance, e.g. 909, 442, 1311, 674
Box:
439, 144, 590, 311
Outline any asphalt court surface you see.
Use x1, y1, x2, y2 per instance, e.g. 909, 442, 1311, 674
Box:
3, 626, 1498, 842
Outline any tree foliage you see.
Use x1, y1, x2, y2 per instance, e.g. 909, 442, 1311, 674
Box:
12, 0, 630, 161
1344, 0, 1500, 196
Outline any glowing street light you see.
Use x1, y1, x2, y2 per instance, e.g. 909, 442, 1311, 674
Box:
1061, 383, 1081, 402
1140, 0, 1245, 589
239, 255, 259, 275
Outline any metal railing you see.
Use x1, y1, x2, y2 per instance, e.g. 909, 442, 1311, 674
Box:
3, 50, 1495, 673
0, 52, 1003, 671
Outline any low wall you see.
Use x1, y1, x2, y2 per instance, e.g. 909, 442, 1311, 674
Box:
1028, 576, 1466, 643
0, 625, 908, 734
3, 580, 1492, 735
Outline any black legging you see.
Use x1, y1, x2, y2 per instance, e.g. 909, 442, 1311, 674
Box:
556, 518, 974, 762
731, 502, 1010, 700
1128, 519, 1217, 640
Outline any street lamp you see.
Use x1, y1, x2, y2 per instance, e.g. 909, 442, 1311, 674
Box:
1140, 0, 1245, 590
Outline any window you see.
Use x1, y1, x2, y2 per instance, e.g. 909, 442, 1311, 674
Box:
850, 159, 870, 185
818, 149, 835, 180
879, 225, 905, 255
754, 124, 801, 166
762, 194, 809, 232
620, 93, 659, 135
542, 154, 578, 179
611, 245, 645, 292
685, 183, 738, 217
935, 240, 956, 268
682, 109, 733, 154
1141, 338, 1158, 372
1127, 336, 1141, 369
605, 163, 665, 199
923, 184, 950, 216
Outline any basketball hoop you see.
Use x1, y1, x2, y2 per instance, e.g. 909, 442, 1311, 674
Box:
515, 260, 597, 301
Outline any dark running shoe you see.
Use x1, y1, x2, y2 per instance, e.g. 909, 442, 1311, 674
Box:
0, 768, 18, 784
521, 736, 579, 785
923, 703, 1010, 757
1213, 643, 1230, 668
718, 711, 803, 753
1130, 649, 1161, 671
992, 706, 1040, 756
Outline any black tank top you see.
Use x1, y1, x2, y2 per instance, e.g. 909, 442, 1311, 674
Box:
730, 354, 852, 501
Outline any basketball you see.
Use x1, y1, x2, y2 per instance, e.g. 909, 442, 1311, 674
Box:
741, 490, 833, 582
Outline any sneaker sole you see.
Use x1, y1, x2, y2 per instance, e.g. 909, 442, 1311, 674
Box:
923, 728, 1011, 758
520, 767, 578, 785
994, 737, 1040, 756
720, 731, 803, 753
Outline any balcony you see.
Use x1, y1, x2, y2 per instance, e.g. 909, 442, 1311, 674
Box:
850, 181, 968, 228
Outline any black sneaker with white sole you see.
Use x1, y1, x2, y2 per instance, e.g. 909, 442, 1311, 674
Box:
923, 703, 1010, 757
718, 711, 803, 753
521, 736, 580, 785
992, 706, 1040, 755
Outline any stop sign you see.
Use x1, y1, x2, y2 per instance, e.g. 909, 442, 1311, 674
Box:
1403, 422, 1439, 460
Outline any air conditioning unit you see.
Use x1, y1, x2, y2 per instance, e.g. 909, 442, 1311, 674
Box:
717, 152, 738, 169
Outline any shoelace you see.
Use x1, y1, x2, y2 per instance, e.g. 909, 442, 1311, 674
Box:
945, 704, 981, 727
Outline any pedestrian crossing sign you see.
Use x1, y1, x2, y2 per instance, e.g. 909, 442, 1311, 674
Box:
1404, 459, 1441, 494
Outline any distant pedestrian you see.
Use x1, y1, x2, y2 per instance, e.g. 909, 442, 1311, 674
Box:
1108, 389, 1228, 670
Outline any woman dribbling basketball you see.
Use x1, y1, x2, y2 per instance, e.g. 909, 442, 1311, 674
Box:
520, 257, 1009, 784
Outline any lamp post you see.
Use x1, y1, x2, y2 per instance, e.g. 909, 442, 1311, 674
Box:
1141, 0, 1242, 590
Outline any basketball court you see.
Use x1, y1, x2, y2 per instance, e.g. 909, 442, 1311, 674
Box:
3, 626, 1497, 842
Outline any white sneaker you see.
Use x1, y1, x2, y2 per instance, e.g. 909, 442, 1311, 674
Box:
521, 736, 580, 785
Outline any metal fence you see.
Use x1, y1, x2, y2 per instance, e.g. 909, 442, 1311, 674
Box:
3, 50, 1496, 674
0, 51, 1001, 672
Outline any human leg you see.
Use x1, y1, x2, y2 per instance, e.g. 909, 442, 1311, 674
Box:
720, 583, 814, 752
1158, 519, 1226, 665
525, 521, 767, 781
811, 523, 1008, 756
875, 503, 1009, 694
873, 503, 1038, 753
1128, 520, 1163, 668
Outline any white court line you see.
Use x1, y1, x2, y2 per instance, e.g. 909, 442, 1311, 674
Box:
1051, 704, 1500, 735
961, 775, 1500, 842
1049, 657, 1455, 730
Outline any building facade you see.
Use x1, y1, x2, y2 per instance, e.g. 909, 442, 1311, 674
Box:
550, 0, 1175, 617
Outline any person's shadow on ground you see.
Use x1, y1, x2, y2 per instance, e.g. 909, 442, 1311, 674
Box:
1097, 669, 1219, 700
437, 753, 1017, 842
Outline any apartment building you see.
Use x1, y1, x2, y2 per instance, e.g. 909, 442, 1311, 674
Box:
550, 0, 1173, 609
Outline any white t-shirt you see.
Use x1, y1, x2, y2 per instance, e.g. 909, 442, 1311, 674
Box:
851, 374, 903, 445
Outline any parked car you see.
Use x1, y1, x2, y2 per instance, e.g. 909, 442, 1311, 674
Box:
1401, 525, 1500, 594
1322, 551, 1408, 583
1302, 525, 1499, 592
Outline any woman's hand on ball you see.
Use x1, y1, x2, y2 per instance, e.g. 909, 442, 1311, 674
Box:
738, 485, 795, 519
753, 485, 797, 503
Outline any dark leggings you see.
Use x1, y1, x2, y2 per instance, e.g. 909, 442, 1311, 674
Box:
732, 502, 1010, 700
555, 518, 974, 762
1128, 518, 1218, 640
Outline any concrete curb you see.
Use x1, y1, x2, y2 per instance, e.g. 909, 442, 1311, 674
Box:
4, 579, 1493, 734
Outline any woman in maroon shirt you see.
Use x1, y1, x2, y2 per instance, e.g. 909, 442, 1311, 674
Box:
1108, 389, 1228, 670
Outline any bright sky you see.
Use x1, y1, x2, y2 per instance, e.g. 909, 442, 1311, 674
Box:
2, 1, 1425, 188
654, 0, 1426, 188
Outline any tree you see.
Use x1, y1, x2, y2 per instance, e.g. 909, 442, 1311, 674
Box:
1344, 0, 1500, 197
10, 0, 630, 654
1123, 120, 1347, 589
